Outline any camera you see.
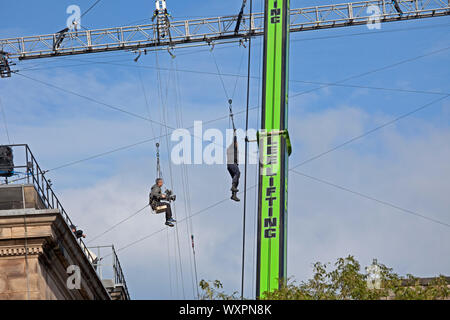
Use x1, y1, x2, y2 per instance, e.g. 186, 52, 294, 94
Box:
165, 189, 176, 202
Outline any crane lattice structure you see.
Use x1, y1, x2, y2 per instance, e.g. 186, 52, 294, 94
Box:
0, 0, 448, 63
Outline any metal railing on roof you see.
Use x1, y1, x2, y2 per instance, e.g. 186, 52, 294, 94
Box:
89, 245, 131, 300
0, 144, 97, 266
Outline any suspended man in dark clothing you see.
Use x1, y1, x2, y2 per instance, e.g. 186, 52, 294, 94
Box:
150, 178, 177, 227
227, 133, 241, 202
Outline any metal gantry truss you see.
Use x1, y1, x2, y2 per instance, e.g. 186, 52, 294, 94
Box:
1, 0, 449, 62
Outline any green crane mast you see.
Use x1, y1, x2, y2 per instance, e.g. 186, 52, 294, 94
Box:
256, 0, 292, 298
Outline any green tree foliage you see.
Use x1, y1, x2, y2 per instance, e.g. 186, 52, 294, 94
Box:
200, 255, 449, 300
199, 280, 239, 300
263, 255, 449, 300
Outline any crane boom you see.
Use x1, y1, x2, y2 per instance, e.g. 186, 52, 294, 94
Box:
1, 0, 448, 63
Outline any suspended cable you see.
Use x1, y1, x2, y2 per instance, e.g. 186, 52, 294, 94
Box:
289, 21, 450, 44
18, 55, 450, 99
153, 50, 177, 298
0, 174, 31, 186
98, 92, 450, 260
290, 46, 450, 99
39, 63, 447, 174
137, 60, 157, 139
44, 105, 257, 173
111, 170, 450, 260
291, 94, 450, 170
191, 234, 200, 299
156, 142, 162, 178
15, 22, 449, 81
166, 226, 173, 298
173, 59, 199, 299
175, 93, 196, 299
8, 88, 448, 253
18, 61, 450, 97
87, 204, 149, 244
251, 2, 264, 296
80, 0, 103, 19
210, 47, 246, 132
291, 170, 450, 228
112, 186, 256, 257
9, 41, 448, 269
81, 91, 450, 254
14, 72, 165, 126
231, 50, 247, 100
12, 20, 448, 71
210, 50, 232, 100
23, 198, 30, 300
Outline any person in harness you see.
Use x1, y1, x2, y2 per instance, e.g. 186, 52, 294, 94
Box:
227, 132, 241, 202
150, 178, 177, 227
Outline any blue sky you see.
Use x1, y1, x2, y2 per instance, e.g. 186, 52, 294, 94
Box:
1, 1, 449, 300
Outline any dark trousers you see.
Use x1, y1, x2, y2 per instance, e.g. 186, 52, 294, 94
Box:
227, 164, 241, 189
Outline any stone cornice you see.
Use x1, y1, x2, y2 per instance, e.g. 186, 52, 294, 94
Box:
0, 245, 43, 256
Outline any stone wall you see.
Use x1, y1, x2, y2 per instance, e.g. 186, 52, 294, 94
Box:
0, 185, 111, 300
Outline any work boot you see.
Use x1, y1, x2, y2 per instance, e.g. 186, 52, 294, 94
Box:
231, 192, 240, 202
165, 221, 174, 227
231, 186, 239, 192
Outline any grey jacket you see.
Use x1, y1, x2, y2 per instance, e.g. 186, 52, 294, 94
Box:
150, 184, 163, 202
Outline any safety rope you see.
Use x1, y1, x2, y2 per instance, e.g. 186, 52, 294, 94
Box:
22, 185, 30, 300
0, 98, 11, 144
154, 51, 175, 298
156, 51, 186, 299
156, 142, 162, 179
251, 0, 263, 297
81, 0, 103, 19
210, 25, 250, 299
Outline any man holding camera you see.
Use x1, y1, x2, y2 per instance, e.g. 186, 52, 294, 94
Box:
150, 178, 177, 227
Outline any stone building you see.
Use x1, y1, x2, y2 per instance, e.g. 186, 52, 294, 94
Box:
0, 145, 130, 300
